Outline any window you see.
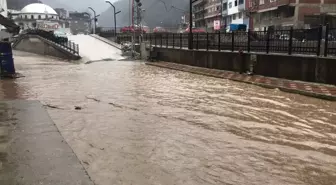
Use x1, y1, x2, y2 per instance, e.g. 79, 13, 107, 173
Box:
24, 15, 27, 19
223, 3, 227, 11
239, 12, 242, 18
229, 2, 232, 8
234, 0, 237, 6
270, 0, 276, 2
38, 15, 41, 19
259, 0, 264, 4
233, 14, 236, 20
239, 0, 244, 4
30, 15, 33, 19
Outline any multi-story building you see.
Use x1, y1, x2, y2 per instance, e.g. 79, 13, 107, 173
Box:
193, 0, 206, 28
68, 12, 90, 35
204, 0, 222, 31
192, 0, 222, 31
55, 8, 68, 19
223, 0, 250, 31
249, 0, 336, 31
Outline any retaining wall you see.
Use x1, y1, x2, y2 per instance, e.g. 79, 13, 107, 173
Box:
152, 47, 336, 85
13, 35, 80, 60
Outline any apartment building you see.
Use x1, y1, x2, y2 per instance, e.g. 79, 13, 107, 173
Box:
249, 0, 336, 31
192, 0, 222, 31
68, 12, 90, 34
204, 0, 222, 31
222, 0, 250, 30
193, 0, 206, 28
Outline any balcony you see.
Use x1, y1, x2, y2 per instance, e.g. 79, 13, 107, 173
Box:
193, 8, 206, 13
204, 11, 221, 19
257, 0, 291, 12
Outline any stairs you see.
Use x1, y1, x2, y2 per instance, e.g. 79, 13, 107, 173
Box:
12, 33, 81, 60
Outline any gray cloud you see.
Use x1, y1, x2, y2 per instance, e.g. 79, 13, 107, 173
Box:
8, 0, 188, 29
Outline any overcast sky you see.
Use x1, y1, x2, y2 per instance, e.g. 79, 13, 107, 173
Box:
42, 0, 119, 13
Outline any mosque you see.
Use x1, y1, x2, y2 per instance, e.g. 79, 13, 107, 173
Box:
8, 3, 64, 31
0, 0, 90, 37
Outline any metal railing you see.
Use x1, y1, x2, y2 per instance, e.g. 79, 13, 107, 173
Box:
138, 25, 336, 57
325, 25, 336, 57
24, 29, 79, 56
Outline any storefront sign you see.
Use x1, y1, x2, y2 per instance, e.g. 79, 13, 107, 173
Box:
214, 20, 220, 30
36, 21, 60, 31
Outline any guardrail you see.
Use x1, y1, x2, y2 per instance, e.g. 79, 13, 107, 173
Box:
111, 25, 336, 57
24, 29, 79, 56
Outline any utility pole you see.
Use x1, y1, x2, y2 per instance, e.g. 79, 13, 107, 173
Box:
88, 7, 97, 34
189, 0, 198, 49
106, 1, 121, 37
189, 0, 193, 49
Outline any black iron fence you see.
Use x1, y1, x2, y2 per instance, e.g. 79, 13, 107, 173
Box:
24, 29, 79, 56
113, 26, 333, 57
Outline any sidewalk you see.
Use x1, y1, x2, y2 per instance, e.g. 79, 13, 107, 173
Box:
147, 62, 336, 101
0, 100, 94, 185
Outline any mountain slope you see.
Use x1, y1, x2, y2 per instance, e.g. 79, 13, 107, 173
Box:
98, 0, 189, 28
7, 0, 41, 10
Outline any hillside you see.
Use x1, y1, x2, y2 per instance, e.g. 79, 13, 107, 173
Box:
7, 0, 41, 10
98, 0, 189, 28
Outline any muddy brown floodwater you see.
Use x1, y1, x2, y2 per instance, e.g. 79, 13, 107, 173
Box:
1, 51, 336, 185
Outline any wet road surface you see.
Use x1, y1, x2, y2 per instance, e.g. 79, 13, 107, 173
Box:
68, 35, 124, 61
1, 48, 336, 185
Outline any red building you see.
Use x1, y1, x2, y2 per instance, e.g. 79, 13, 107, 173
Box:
249, 0, 336, 30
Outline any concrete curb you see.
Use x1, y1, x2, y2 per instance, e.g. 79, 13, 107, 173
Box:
90, 34, 121, 50
146, 62, 336, 101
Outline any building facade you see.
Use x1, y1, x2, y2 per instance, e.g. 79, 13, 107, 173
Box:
204, 0, 222, 31
68, 12, 90, 35
223, 0, 250, 30
10, 3, 62, 30
249, 0, 336, 31
192, 0, 251, 32
193, 0, 206, 29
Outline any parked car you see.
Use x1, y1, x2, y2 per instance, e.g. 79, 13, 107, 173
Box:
120, 26, 146, 33
184, 27, 206, 33
153, 27, 169, 33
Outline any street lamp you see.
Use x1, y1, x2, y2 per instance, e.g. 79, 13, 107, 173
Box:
88, 7, 97, 34
106, 1, 121, 36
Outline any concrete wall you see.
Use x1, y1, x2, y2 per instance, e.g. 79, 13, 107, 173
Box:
152, 47, 336, 85
13, 35, 80, 60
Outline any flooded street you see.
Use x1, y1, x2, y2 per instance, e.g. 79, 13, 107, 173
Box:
1, 49, 336, 185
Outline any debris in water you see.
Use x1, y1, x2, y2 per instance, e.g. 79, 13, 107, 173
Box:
75, 106, 82, 110
43, 104, 63, 110
82, 161, 90, 165
85, 58, 115, 64
86, 96, 101, 102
